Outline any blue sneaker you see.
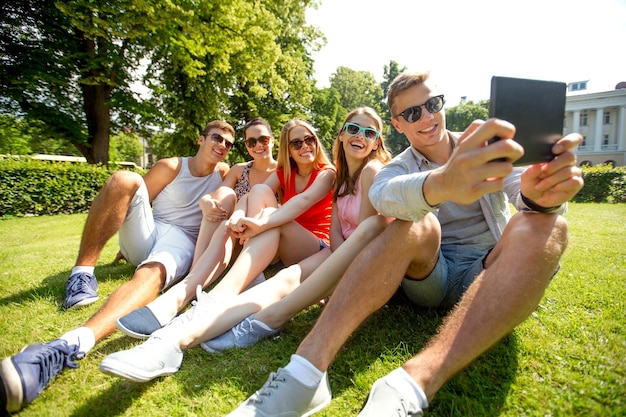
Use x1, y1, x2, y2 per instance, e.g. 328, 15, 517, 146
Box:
63, 272, 98, 309
116, 307, 162, 340
0, 339, 79, 413
201, 315, 283, 353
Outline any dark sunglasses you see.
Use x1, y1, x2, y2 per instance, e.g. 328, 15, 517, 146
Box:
208, 133, 234, 151
289, 135, 317, 150
245, 135, 271, 148
343, 122, 380, 142
394, 95, 445, 123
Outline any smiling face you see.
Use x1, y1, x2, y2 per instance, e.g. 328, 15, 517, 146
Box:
287, 125, 317, 166
339, 114, 381, 166
244, 124, 274, 161
390, 80, 447, 154
199, 128, 234, 162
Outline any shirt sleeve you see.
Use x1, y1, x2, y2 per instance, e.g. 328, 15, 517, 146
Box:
368, 156, 438, 222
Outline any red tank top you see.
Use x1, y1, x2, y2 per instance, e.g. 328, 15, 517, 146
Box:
277, 165, 333, 244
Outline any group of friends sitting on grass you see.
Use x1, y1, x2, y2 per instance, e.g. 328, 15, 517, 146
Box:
0, 70, 584, 416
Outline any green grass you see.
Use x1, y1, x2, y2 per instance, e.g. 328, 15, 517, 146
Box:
1, 203, 625, 416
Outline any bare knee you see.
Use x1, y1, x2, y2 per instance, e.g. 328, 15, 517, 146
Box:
212, 187, 237, 210
402, 214, 441, 278
398, 214, 441, 252
105, 171, 143, 196
509, 212, 569, 255
133, 262, 167, 292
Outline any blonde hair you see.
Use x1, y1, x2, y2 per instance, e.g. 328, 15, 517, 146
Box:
387, 71, 431, 117
332, 107, 392, 200
277, 119, 333, 186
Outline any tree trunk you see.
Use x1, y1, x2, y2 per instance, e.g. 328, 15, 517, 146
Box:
76, 33, 113, 165
81, 82, 111, 164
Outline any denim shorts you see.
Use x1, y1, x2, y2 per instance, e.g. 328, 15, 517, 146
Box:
400, 244, 491, 310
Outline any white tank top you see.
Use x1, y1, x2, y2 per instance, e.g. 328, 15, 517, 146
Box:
152, 157, 222, 240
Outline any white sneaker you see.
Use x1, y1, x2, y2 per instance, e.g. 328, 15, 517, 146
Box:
99, 334, 183, 382
165, 285, 219, 331
358, 375, 426, 416
226, 368, 331, 417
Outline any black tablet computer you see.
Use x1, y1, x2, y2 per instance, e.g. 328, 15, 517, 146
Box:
489, 76, 567, 166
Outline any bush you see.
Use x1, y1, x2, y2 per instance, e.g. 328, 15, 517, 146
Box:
0, 158, 144, 217
573, 165, 626, 203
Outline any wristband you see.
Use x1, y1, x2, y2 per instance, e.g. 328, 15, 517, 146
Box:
521, 194, 561, 213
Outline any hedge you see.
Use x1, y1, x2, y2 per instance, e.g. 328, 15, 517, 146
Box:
574, 165, 626, 203
1, 159, 624, 218
0, 158, 144, 217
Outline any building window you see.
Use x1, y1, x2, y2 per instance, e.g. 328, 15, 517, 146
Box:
568, 81, 588, 91
602, 135, 617, 150
580, 111, 588, 126
604, 111, 611, 124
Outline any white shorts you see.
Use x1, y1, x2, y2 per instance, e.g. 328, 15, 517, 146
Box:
118, 182, 196, 289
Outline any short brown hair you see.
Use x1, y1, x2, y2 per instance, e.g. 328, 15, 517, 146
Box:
387, 71, 431, 116
201, 120, 235, 138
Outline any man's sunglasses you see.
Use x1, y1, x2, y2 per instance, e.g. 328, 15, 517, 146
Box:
245, 135, 271, 148
208, 133, 234, 151
343, 122, 380, 142
289, 135, 317, 150
394, 95, 445, 123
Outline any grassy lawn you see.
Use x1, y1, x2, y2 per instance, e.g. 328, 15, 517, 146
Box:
0, 203, 624, 416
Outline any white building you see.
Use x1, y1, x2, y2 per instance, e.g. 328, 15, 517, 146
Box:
564, 81, 626, 167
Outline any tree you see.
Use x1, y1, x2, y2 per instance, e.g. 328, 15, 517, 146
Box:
0, 0, 323, 165
445, 100, 489, 133
0, 114, 77, 155
0, 0, 156, 164
329, 67, 384, 115
308, 87, 345, 154
109, 129, 143, 165
381, 60, 408, 156
139, 0, 322, 163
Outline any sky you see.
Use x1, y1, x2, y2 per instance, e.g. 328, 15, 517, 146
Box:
306, 0, 626, 106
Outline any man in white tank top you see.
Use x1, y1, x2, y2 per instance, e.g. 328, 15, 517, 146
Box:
0, 120, 235, 413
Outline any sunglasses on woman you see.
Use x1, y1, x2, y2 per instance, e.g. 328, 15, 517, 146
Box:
394, 95, 445, 123
208, 133, 234, 151
245, 135, 271, 148
289, 135, 317, 150
343, 122, 380, 142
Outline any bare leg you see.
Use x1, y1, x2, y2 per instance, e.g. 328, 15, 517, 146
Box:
84, 263, 165, 342
173, 253, 325, 349
144, 222, 235, 322
296, 216, 441, 371
210, 225, 282, 297
404, 212, 568, 400
75, 171, 142, 266
257, 215, 390, 329
192, 187, 237, 266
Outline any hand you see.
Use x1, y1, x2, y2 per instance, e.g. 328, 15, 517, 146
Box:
520, 133, 584, 208
228, 216, 266, 240
199, 196, 228, 222
426, 119, 524, 206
